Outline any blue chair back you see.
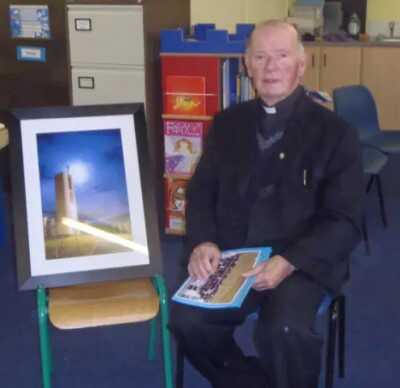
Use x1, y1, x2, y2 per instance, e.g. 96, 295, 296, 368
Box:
333, 85, 380, 141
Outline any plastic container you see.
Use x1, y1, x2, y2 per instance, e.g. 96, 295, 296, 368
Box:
348, 13, 361, 37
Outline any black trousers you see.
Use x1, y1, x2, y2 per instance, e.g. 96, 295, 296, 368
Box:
169, 271, 326, 388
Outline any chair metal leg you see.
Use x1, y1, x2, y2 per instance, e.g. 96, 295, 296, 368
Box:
365, 175, 375, 193
361, 212, 370, 255
148, 316, 158, 361
325, 299, 337, 388
175, 344, 185, 388
154, 275, 174, 388
337, 296, 346, 379
37, 287, 52, 388
375, 174, 388, 228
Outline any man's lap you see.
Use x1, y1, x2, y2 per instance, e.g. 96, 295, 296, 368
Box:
170, 271, 326, 331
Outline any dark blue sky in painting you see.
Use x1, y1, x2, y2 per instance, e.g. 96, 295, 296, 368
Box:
37, 129, 130, 221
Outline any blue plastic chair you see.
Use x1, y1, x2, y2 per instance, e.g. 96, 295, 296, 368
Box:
332, 85, 400, 153
333, 88, 389, 253
175, 294, 346, 388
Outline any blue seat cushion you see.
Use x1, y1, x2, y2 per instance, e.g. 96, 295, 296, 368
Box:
362, 146, 388, 175
366, 131, 400, 154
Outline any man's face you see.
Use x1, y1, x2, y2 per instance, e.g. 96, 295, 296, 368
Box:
245, 25, 305, 106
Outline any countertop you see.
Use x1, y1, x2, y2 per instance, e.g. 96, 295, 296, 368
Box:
304, 39, 400, 47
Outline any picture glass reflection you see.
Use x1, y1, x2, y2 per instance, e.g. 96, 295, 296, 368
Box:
37, 129, 133, 260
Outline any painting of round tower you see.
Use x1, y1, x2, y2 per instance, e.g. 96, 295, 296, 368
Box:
55, 169, 79, 236
37, 128, 134, 260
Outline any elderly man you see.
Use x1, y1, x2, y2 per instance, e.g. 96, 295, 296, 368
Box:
169, 20, 364, 388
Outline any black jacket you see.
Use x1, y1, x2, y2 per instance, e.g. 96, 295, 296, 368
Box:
185, 95, 364, 293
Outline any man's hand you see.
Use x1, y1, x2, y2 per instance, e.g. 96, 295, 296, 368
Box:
242, 255, 296, 291
188, 242, 221, 280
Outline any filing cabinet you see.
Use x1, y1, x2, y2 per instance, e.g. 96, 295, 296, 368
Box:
68, 4, 145, 105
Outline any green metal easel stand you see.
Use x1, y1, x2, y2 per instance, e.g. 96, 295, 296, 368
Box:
153, 274, 174, 388
36, 274, 174, 388
37, 286, 52, 388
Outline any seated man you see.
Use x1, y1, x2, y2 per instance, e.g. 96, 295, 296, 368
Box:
169, 20, 364, 388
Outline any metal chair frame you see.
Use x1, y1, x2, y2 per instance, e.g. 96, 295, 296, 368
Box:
362, 172, 388, 254
37, 274, 174, 388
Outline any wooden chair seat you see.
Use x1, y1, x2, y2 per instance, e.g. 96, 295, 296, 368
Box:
0, 124, 8, 149
48, 278, 159, 329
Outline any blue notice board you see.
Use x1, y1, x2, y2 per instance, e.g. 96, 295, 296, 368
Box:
10, 4, 51, 39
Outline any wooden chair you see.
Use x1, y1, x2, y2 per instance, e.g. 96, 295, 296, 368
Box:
37, 275, 173, 388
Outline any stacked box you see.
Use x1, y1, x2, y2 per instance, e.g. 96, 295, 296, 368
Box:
164, 176, 189, 235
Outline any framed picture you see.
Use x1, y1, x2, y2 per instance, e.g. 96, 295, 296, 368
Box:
9, 5, 51, 39
6, 104, 161, 290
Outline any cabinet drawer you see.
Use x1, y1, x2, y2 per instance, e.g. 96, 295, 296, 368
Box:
68, 5, 144, 66
71, 67, 145, 105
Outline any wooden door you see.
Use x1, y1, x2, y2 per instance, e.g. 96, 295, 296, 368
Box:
362, 47, 400, 130
320, 46, 362, 98
302, 46, 320, 90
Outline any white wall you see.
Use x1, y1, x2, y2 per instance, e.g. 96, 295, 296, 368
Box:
191, 0, 289, 32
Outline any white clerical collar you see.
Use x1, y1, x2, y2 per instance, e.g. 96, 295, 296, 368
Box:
263, 106, 277, 114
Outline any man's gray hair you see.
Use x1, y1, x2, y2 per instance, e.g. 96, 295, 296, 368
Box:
245, 20, 305, 57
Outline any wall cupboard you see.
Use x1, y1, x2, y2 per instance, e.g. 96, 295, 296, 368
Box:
303, 44, 399, 130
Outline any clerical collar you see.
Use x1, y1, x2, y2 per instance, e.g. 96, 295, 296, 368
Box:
264, 106, 276, 114
260, 86, 304, 117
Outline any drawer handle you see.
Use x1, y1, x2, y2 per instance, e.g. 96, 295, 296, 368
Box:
311, 54, 315, 68
78, 76, 95, 89
323, 54, 327, 67
74, 18, 92, 32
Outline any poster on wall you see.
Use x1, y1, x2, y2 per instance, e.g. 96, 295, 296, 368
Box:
6, 104, 161, 290
10, 4, 51, 39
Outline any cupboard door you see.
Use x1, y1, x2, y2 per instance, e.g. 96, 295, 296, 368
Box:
320, 46, 361, 97
302, 46, 320, 90
362, 47, 400, 130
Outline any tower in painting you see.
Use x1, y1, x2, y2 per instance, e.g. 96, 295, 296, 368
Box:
55, 168, 78, 235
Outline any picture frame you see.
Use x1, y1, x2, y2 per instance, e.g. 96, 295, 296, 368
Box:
6, 104, 162, 290
9, 4, 51, 40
